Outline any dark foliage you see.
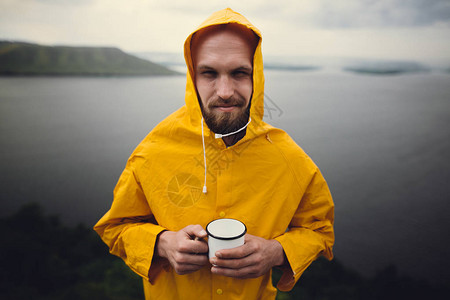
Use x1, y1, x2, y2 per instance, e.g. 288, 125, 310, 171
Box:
1, 203, 448, 299
273, 257, 448, 300
0, 203, 144, 300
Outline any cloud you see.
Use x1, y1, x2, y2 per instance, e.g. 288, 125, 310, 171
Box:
1, 0, 449, 60
311, 0, 450, 28
34, 0, 94, 5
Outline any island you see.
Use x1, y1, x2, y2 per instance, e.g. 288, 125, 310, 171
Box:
0, 41, 179, 76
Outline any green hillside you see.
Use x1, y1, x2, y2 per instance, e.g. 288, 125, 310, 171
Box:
0, 41, 179, 76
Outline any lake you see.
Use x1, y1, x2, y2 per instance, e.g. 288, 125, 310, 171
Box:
1, 70, 449, 285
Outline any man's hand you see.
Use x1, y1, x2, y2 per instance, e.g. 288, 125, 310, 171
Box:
156, 225, 209, 275
209, 234, 286, 279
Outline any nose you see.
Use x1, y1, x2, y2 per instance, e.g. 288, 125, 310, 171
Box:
216, 75, 234, 100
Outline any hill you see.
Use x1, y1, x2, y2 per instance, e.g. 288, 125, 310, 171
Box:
0, 41, 179, 76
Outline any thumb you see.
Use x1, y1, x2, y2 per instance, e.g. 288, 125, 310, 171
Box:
183, 225, 207, 240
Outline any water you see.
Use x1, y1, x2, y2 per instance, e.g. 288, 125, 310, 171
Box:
1, 71, 449, 284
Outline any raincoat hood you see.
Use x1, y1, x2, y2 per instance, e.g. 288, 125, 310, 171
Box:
182, 8, 267, 141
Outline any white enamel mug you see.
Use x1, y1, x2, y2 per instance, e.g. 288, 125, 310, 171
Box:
206, 218, 247, 259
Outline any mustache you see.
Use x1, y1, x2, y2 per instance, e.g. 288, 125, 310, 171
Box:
207, 96, 246, 109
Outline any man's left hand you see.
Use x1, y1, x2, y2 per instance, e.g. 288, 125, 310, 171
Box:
210, 234, 286, 279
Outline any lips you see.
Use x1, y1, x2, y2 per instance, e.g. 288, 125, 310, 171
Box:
215, 105, 238, 112
208, 97, 245, 112
210, 102, 242, 110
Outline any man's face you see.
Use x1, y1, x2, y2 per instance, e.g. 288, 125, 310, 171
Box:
192, 26, 255, 134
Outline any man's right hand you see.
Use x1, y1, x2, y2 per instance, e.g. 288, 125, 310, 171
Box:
156, 225, 209, 275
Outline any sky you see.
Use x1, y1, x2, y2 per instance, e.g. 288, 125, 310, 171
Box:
1, 0, 450, 62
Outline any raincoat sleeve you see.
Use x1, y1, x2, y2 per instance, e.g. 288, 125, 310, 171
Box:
93, 158, 167, 282
274, 168, 335, 291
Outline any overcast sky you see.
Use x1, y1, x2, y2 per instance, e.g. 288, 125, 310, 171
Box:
1, 0, 450, 61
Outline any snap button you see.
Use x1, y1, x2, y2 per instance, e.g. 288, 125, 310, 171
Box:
219, 211, 226, 218
216, 288, 223, 295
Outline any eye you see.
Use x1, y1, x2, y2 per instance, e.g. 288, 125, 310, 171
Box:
232, 70, 251, 79
201, 71, 217, 79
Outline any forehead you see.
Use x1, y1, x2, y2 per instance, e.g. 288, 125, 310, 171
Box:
191, 24, 257, 68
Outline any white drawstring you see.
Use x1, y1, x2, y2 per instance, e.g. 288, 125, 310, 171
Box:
214, 117, 251, 139
201, 116, 252, 194
201, 118, 207, 194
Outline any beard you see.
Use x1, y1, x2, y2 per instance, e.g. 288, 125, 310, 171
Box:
200, 95, 251, 134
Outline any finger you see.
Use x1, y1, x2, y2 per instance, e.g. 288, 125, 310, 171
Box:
178, 239, 209, 254
174, 262, 207, 275
185, 253, 209, 266
215, 243, 252, 259
183, 224, 207, 240
210, 256, 254, 269
211, 264, 259, 279
192, 240, 209, 254
174, 252, 209, 266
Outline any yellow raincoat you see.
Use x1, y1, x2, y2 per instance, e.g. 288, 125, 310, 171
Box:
94, 8, 334, 300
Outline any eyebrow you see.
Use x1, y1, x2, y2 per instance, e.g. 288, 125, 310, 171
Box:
234, 66, 253, 73
197, 65, 252, 72
197, 65, 214, 71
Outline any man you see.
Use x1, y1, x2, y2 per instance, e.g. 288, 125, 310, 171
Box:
94, 8, 334, 300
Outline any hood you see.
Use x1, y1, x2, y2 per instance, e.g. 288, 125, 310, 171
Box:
183, 8, 267, 141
